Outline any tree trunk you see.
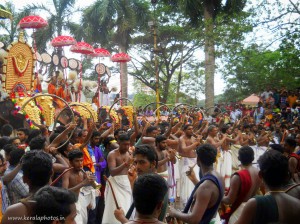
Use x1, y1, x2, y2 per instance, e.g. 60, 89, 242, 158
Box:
162, 77, 171, 103
175, 47, 184, 103
204, 2, 215, 109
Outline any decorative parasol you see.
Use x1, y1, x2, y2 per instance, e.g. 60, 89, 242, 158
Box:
90, 48, 111, 107
18, 15, 48, 29
111, 52, 131, 63
70, 42, 94, 102
90, 48, 111, 58
70, 42, 94, 55
51, 35, 77, 96
18, 15, 48, 93
51, 35, 76, 48
111, 52, 131, 106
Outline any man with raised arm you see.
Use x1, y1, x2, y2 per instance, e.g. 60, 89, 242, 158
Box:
102, 133, 132, 224
178, 124, 202, 205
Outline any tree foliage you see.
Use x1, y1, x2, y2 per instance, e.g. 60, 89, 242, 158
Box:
129, 3, 202, 103
220, 41, 300, 102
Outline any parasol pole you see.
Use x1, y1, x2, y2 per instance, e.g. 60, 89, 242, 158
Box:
120, 62, 122, 106
98, 57, 101, 108
78, 54, 83, 103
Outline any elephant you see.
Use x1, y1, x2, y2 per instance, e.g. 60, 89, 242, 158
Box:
0, 99, 26, 129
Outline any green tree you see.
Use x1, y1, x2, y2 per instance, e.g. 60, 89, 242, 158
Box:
221, 42, 300, 102
129, 3, 202, 103
253, 0, 300, 48
133, 92, 156, 108
78, 0, 150, 103
162, 0, 247, 108
0, 3, 30, 46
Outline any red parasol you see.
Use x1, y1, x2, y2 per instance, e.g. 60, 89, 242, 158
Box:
70, 42, 94, 55
18, 15, 48, 29
51, 35, 76, 47
111, 52, 131, 62
111, 52, 131, 106
90, 48, 111, 58
70, 42, 94, 103
91, 48, 111, 107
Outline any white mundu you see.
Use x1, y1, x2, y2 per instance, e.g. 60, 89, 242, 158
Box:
102, 175, 132, 224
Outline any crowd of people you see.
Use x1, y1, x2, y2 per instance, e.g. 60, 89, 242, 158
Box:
0, 86, 299, 224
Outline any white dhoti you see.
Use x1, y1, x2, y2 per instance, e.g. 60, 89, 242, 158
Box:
178, 157, 199, 205
75, 186, 97, 224
230, 144, 241, 172
220, 150, 232, 191
167, 162, 178, 199
228, 202, 246, 224
158, 170, 169, 181
102, 93, 110, 106
102, 175, 132, 224
251, 146, 267, 169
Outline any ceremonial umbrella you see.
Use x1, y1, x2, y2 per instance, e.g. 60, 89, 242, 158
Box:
90, 48, 111, 58
18, 15, 48, 91
51, 35, 76, 48
111, 52, 131, 106
51, 36, 77, 95
18, 15, 48, 29
70, 42, 94, 102
90, 48, 111, 107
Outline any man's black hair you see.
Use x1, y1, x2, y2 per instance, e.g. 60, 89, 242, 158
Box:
238, 146, 254, 166
0, 154, 4, 164
269, 144, 284, 153
29, 136, 46, 151
285, 137, 297, 148
3, 144, 18, 155
68, 149, 83, 161
258, 150, 289, 188
182, 124, 193, 131
17, 128, 30, 136
134, 144, 158, 169
0, 137, 9, 149
27, 129, 42, 144
133, 173, 168, 215
22, 150, 53, 188
57, 141, 70, 157
33, 186, 77, 224
9, 149, 25, 166
221, 125, 230, 134
196, 144, 217, 167
1, 124, 13, 137
91, 131, 101, 139
155, 135, 167, 144
146, 126, 158, 134
8, 137, 20, 145
103, 136, 116, 148
118, 133, 130, 142
49, 133, 59, 144
77, 129, 87, 138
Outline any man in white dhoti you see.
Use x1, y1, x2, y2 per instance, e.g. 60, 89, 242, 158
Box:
178, 124, 202, 204
219, 125, 242, 191
205, 125, 227, 174
62, 150, 97, 224
102, 134, 132, 224
155, 135, 177, 200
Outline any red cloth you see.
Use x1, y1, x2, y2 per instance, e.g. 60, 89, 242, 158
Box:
289, 153, 300, 171
223, 169, 252, 223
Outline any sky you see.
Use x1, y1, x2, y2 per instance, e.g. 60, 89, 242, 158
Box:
3, 0, 273, 99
